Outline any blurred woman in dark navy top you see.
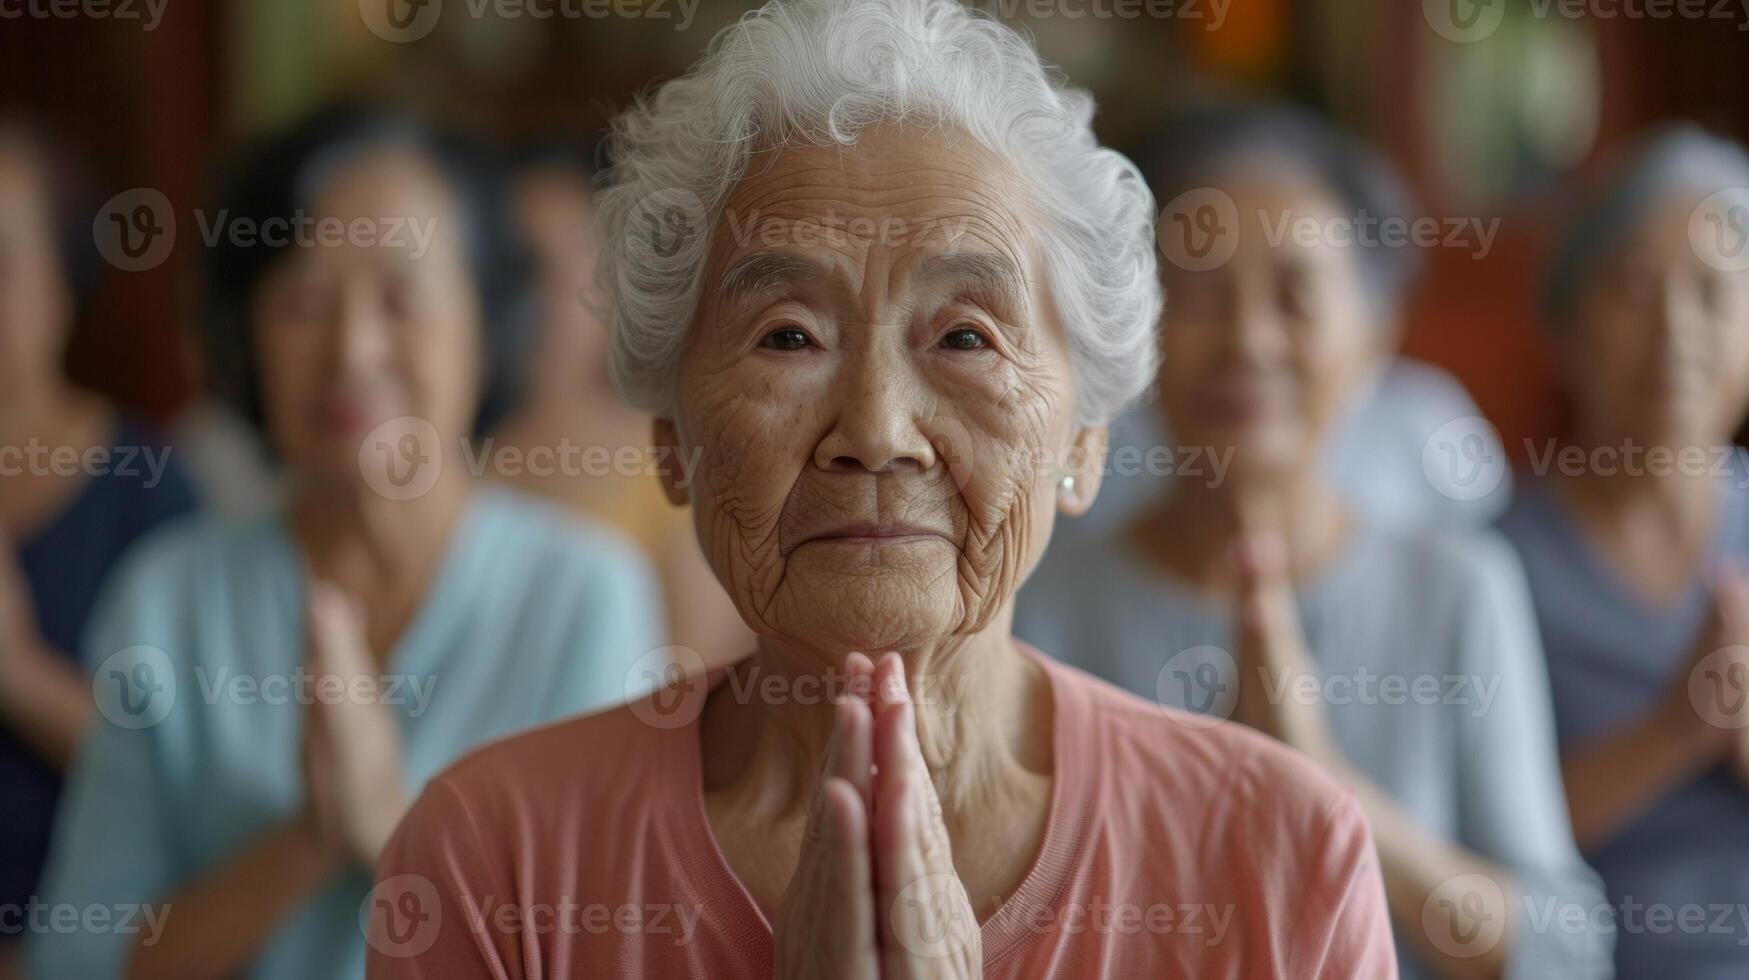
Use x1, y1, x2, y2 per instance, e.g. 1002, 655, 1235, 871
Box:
0, 124, 197, 978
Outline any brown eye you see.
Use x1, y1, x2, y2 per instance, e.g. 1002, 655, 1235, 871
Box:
941, 326, 987, 350
761, 326, 812, 351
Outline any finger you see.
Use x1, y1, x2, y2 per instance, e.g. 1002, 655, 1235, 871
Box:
873, 770, 927, 951
844, 652, 877, 704
302, 706, 336, 829
870, 651, 909, 719
821, 778, 877, 969
307, 582, 378, 695
1232, 534, 1305, 665
870, 653, 912, 772
868, 659, 957, 875
871, 665, 948, 869
1724, 571, 1749, 642
831, 695, 875, 812
874, 771, 971, 972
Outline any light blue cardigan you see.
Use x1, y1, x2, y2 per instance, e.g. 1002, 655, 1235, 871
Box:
29, 488, 665, 979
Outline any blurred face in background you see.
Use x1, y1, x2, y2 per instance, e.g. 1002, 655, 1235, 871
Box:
1565, 195, 1749, 450
251, 147, 483, 488
512, 167, 609, 403
1156, 167, 1384, 485
0, 144, 73, 393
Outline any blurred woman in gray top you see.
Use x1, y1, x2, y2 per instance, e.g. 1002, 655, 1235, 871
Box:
1017, 103, 1610, 979
1500, 125, 1749, 980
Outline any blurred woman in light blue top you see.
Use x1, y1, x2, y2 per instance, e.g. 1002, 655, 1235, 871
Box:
1016, 103, 1610, 979
28, 107, 664, 980
1500, 125, 1749, 980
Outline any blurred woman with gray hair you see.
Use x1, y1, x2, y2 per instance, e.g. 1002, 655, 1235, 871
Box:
1500, 124, 1749, 979
1018, 103, 1610, 979
370, 2, 1399, 976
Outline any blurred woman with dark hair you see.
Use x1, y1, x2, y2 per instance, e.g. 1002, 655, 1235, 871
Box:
492, 138, 752, 668
1500, 124, 1749, 979
0, 124, 198, 980
29, 106, 664, 980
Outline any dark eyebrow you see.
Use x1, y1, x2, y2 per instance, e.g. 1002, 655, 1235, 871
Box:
917, 251, 1029, 308
717, 251, 820, 305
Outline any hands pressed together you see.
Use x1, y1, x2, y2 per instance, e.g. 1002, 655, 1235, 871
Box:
1229, 533, 1338, 762
773, 652, 982, 980
1669, 567, 1749, 787
300, 582, 409, 868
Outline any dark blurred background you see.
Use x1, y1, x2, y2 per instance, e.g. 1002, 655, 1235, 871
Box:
4, 0, 1748, 456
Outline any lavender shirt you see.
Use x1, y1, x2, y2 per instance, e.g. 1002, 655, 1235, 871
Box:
1017, 522, 1611, 979
1502, 472, 1749, 979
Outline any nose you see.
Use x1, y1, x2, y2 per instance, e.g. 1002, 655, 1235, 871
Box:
1644, 275, 1706, 362
325, 277, 393, 375
1221, 272, 1287, 365
812, 345, 938, 474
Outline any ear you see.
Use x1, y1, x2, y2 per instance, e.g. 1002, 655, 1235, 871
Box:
1056, 423, 1108, 518
652, 416, 690, 507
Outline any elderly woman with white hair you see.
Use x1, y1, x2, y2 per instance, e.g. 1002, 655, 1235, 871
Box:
1500, 125, 1749, 979
368, 2, 1397, 977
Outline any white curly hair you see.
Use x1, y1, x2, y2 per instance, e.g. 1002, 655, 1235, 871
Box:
593, 0, 1161, 426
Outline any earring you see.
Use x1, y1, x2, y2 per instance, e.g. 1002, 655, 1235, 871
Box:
1059, 475, 1075, 494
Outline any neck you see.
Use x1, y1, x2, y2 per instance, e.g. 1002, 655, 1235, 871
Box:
1558, 427, 1722, 550
701, 606, 1045, 818
285, 469, 472, 586
1143, 463, 1350, 590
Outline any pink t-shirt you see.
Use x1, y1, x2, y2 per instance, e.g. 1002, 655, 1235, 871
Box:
367, 649, 1397, 979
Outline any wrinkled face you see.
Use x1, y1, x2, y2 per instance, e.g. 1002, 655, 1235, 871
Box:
1157, 171, 1382, 482
658, 125, 1103, 657
513, 168, 609, 399
1566, 195, 1749, 448
252, 148, 483, 486
0, 146, 73, 388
